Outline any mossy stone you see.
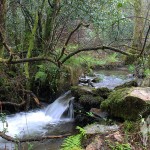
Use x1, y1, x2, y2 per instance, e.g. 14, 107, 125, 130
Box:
79, 94, 103, 111
101, 87, 150, 120
71, 86, 94, 99
93, 87, 112, 99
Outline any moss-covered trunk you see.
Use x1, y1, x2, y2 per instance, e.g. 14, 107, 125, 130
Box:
132, 0, 143, 53
44, 0, 60, 54
0, 0, 6, 57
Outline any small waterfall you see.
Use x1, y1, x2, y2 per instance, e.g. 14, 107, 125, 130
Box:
68, 99, 74, 118
45, 91, 74, 120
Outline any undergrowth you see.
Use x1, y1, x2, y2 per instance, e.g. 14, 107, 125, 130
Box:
61, 126, 86, 150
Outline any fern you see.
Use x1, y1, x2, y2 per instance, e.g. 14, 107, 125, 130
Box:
35, 71, 47, 82
61, 134, 83, 150
61, 126, 86, 150
76, 126, 86, 137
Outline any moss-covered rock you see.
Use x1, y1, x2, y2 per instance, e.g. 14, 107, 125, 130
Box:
79, 94, 103, 111
101, 87, 150, 120
114, 80, 138, 90
71, 86, 94, 99
93, 87, 112, 99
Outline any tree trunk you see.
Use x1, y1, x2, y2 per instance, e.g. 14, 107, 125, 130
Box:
132, 0, 144, 52
0, 0, 6, 56
44, 0, 60, 53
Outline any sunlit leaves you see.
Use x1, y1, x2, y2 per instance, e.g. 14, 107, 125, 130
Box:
117, 2, 123, 8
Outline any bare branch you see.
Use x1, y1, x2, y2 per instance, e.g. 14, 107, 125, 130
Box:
57, 22, 89, 61
48, 0, 54, 8
23, 90, 40, 105
0, 30, 14, 56
140, 25, 150, 56
0, 56, 57, 66
0, 101, 26, 107
61, 46, 132, 64
0, 131, 71, 143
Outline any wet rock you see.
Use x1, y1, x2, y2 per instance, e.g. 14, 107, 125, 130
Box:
114, 80, 138, 90
71, 86, 104, 111
86, 135, 103, 150
71, 86, 111, 99
75, 113, 97, 126
84, 124, 119, 134
106, 131, 124, 142
93, 87, 112, 99
90, 108, 108, 118
79, 95, 103, 111
101, 87, 150, 120
71, 86, 110, 125
140, 77, 150, 87
71, 86, 94, 99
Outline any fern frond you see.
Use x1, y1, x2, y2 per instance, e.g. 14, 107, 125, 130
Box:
61, 134, 83, 150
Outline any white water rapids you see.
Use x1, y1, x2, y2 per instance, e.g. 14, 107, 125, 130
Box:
0, 91, 74, 149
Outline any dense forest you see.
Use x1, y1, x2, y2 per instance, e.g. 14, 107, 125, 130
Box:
0, 0, 150, 150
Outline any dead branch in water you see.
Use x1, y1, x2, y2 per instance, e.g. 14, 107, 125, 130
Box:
0, 131, 71, 143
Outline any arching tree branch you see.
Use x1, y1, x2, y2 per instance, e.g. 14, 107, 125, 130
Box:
61, 45, 132, 64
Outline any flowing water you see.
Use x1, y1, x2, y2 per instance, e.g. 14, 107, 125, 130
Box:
0, 91, 74, 150
89, 69, 133, 89
0, 69, 133, 150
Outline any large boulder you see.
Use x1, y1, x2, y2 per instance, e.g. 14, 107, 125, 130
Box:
71, 86, 111, 99
71, 86, 105, 125
114, 80, 138, 90
101, 87, 150, 120
71, 86, 95, 99
71, 86, 104, 112
93, 87, 112, 99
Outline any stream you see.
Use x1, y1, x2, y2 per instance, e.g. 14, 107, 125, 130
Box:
0, 69, 133, 150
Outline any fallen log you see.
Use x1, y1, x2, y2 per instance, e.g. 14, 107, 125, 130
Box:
0, 131, 71, 143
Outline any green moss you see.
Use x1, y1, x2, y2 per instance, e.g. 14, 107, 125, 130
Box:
100, 88, 150, 120
101, 88, 130, 110
71, 86, 94, 99
115, 80, 138, 90
124, 53, 137, 65
93, 87, 112, 99
79, 95, 103, 105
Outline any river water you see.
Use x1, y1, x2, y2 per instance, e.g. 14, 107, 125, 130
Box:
0, 69, 133, 150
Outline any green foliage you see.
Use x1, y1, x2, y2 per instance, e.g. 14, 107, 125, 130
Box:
34, 63, 59, 94
27, 142, 34, 150
86, 111, 94, 117
106, 53, 119, 64
128, 64, 135, 73
35, 65, 47, 83
107, 140, 131, 150
117, 3, 123, 8
76, 126, 86, 137
61, 126, 86, 150
112, 142, 131, 150
123, 121, 135, 133
35, 71, 47, 82
61, 134, 83, 150
144, 69, 150, 77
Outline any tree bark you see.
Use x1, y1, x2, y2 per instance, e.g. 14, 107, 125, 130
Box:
0, 131, 70, 143
0, 0, 6, 56
132, 0, 144, 52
